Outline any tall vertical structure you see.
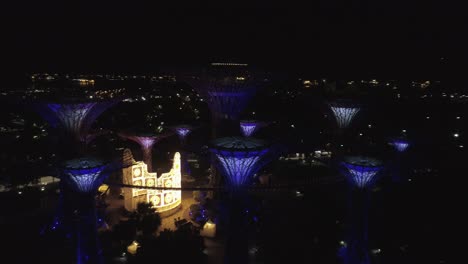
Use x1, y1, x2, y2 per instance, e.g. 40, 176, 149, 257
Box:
239, 120, 264, 137
173, 125, 195, 176
340, 156, 383, 264
388, 137, 410, 182
187, 62, 262, 196
210, 137, 271, 264
61, 157, 110, 264
327, 100, 361, 160
329, 100, 361, 129
210, 137, 270, 187
118, 130, 171, 173
188, 62, 261, 137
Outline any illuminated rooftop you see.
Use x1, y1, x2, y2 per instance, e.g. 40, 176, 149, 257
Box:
210, 137, 267, 152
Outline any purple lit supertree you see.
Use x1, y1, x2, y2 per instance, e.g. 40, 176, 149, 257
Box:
210, 137, 270, 188
340, 156, 383, 264
172, 125, 196, 176
210, 137, 271, 264
173, 124, 194, 145
239, 120, 266, 137
388, 137, 410, 183
60, 157, 111, 264
33, 99, 117, 153
187, 63, 261, 137
118, 130, 171, 172
329, 101, 361, 129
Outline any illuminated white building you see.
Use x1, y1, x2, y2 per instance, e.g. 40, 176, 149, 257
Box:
123, 152, 182, 213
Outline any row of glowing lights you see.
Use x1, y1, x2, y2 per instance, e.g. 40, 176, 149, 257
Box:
31, 73, 176, 79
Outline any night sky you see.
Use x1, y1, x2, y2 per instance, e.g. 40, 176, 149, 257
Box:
4, 1, 466, 79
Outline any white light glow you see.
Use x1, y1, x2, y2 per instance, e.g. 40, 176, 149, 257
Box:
127, 153, 182, 212
330, 106, 360, 128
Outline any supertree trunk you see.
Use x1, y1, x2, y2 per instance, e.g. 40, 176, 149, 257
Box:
74, 193, 102, 264
345, 188, 371, 264
223, 189, 249, 264
142, 146, 153, 173
179, 150, 191, 176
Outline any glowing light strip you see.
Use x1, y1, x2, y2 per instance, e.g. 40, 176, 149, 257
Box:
211, 63, 248, 66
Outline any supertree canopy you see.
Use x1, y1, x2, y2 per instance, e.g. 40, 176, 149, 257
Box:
34, 98, 117, 142
118, 130, 172, 172
210, 137, 270, 187
342, 156, 383, 188
329, 101, 361, 129
188, 63, 261, 120
389, 138, 410, 152
239, 120, 264, 137
173, 124, 194, 143
60, 157, 110, 264
62, 158, 109, 193
340, 156, 383, 264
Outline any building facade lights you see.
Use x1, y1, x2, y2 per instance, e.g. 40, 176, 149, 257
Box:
123, 152, 182, 213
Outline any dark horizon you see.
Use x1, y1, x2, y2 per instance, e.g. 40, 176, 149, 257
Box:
4, 2, 467, 80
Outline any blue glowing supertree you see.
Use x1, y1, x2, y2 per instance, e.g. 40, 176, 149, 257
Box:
118, 130, 172, 172
388, 137, 410, 183
35, 100, 117, 142
340, 156, 383, 264
61, 157, 111, 264
33, 99, 117, 158
329, 101, 361, 129
187, 63, 261, 127
210, 137, 272, 264
239, 120, 265, 137
210, 137, 270, 188
389, 138, 410, 153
